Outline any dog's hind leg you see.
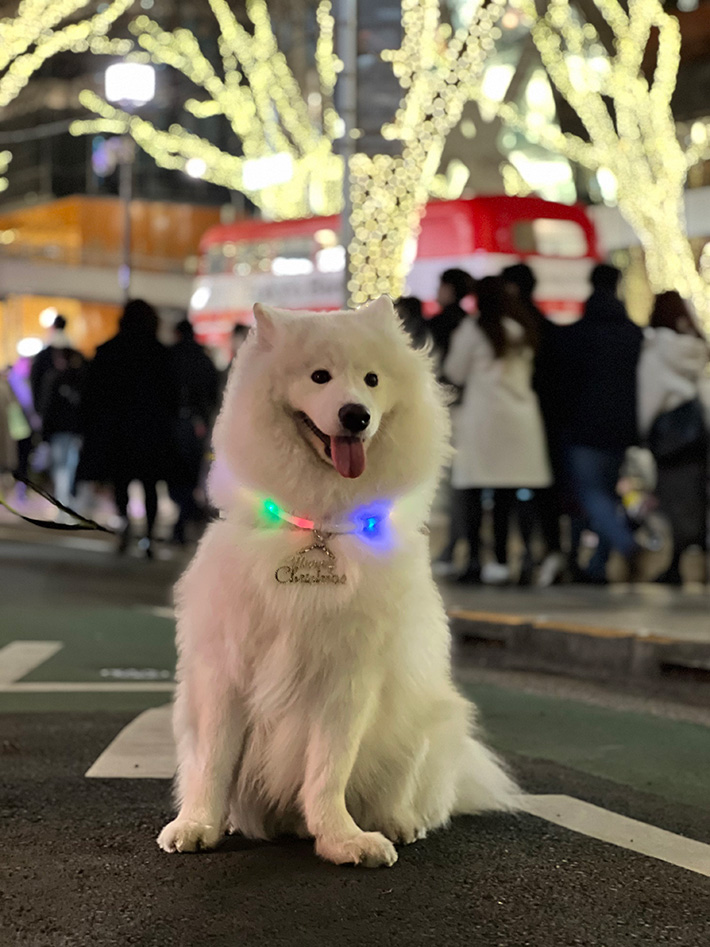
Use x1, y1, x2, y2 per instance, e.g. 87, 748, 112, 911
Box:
158, 671, 247, 854
408, 697, 519, 831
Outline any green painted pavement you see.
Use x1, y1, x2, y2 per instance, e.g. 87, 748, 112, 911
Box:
0, 691, 171, 714
0, 605, 176, 683
1, 602, 708, 814
463, 682, 710, 813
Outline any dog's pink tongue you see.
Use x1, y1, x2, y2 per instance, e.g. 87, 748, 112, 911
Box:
331, 436, 366, 478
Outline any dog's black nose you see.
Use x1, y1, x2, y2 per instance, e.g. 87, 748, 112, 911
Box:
339, 403, 370, 433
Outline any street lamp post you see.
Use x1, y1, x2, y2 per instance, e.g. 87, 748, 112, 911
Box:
104, 62, 155, 301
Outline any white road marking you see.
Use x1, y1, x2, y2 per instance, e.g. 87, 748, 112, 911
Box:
80, 715, 710, 879
0, 641, 63, 684
141, 606, 175, 620
85, 704, 176, 779
0, 682, 175, 693
519, 794, 710, 878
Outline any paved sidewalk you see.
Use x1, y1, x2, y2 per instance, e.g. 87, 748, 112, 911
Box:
440, 583, 710, 685
441, 583, 710, 643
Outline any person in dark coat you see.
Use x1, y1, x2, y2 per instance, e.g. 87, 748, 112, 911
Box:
169, 319, 220, 543
30, 314, 71, 409
429, 268, 475, 367
77, 299, 178, 557
536, 264, 644, 583
395, 296, 430, 349
37, 342, 86, 511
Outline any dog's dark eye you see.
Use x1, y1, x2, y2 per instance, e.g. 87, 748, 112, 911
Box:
311, 369, 331, 384
364, 372, 378, 388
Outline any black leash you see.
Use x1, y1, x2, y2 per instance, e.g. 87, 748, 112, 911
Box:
0, 477, 115, 533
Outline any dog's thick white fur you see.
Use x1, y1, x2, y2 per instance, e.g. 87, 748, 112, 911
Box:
158, 296, 518, 867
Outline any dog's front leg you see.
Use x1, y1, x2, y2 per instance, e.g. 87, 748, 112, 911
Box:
158, 678, 245, 854
301, 685, 397, 868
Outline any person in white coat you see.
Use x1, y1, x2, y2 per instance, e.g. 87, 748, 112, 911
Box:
444, 276, 551, 583
638, 292, 709, 585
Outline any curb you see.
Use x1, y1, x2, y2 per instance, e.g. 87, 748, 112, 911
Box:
448, 608, 710, 685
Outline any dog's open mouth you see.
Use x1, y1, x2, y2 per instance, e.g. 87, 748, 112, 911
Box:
297, 412, 366, 479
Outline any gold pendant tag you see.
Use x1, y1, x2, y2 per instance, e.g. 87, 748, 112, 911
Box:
275, 530, 347, 585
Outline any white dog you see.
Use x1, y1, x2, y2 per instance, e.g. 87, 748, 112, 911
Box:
158, 296, 518, 867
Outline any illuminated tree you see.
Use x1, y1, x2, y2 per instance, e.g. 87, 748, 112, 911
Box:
72, 0, 343, 221
0, 0, 133, 190
0, 150, 10, 193
72, 0, 507, 302
487, 0, 710, 325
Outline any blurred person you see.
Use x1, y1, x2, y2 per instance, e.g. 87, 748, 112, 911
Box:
395, 296, 430, 349
0, 369, 24, 477
638, 291, 709, 584
429, 269, 476, 575
219, 323, 251, 394
35, 331, 86, 513
77, 299, 178, 558
503, 263, 565, 587
30, 314, 72, 409
443, 276, 551, 584
6, 356, 41, 498
169, 319, 220, 544
429, 268, 475, 366
538, 264, 643, 584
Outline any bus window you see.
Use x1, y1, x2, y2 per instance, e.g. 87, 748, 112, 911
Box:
269, 235, 314, 275
207, 244, 227, 275
513, 218, 588, 257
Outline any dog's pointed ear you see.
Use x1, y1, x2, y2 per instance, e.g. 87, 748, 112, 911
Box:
253, 302, 278, 350
357, 295, 398, 326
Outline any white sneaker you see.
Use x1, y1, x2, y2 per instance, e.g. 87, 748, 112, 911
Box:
481, 562, 511, 585
536, 552, 565, 588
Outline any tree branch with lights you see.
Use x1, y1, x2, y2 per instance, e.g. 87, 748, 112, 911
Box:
0, 0, 133, 190
72, 0, 506, 302
72, 0, 344, 221
489, 0, 710, 325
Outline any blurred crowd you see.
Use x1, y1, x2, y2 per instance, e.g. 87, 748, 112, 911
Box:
0, 301, 245, 557
0, 270, 708, 582
397, 265, 710, 587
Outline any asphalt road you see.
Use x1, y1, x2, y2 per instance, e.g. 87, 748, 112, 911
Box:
3, 714, 710, 947
2, 524, 710, 946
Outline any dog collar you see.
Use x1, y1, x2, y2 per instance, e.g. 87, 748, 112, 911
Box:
257, 495, 391, 539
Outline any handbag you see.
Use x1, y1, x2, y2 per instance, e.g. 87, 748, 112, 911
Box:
648, 398, 707, 462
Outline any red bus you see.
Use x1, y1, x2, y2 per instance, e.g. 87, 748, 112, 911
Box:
189, 194, 600, 350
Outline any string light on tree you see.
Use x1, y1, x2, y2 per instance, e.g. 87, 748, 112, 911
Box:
71, 0, 507, 302
0, 0, 133, 191
72, 0, 344, 221
0, 0, 133, 109
0, 150, 11, 193
484, 0, 710, 328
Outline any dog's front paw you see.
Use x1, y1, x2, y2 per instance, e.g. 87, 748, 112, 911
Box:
315, 831, 398, 868
157, 818, 223, 853
380, 820, 428, 845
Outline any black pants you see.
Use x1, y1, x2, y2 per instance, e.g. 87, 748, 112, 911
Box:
113, 478, 158, 539
458, 488, 483, 568
493, 488, 537, 564
536, 485, 562, 554
438, 484, 468, 561
168, 483, 204, 542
